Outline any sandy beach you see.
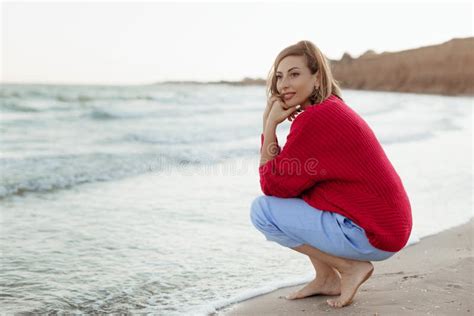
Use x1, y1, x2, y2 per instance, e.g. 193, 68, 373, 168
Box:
217, 219, 473, 315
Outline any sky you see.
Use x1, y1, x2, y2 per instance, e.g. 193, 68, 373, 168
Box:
2, 0, 473, 85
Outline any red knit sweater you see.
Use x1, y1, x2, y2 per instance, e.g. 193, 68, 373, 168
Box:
259, 94, 412, 252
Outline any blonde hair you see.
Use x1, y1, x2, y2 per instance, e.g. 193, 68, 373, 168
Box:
266, 40, 342, 105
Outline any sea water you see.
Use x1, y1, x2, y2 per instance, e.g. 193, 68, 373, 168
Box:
0, 84, 472, 314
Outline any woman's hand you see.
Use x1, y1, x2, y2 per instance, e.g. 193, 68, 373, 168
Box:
263, 95, 280, 132
264, 95, 302, 128
263, 95, 279, 121
267, 98, 302, 125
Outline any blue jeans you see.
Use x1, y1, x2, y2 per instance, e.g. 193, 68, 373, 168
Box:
250, 195, 396, 261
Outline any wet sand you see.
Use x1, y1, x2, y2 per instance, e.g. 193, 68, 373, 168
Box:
216, 219, 473, 315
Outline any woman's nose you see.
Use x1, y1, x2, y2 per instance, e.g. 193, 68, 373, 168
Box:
278, 76, 290, 90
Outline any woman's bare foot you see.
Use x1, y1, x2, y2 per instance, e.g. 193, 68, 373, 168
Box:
326, 261, 374, 308
285, 272, 341, 300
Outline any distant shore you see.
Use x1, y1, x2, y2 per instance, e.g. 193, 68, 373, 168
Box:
159, 37, 473, 97
214, 218, 473, 315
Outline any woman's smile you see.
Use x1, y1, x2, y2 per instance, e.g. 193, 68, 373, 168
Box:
283, 92, 296, 101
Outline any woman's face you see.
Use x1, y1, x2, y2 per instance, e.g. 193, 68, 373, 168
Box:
275, 55, 318, 108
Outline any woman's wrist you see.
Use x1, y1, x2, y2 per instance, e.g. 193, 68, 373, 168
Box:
263, 115, 270, 133
265, 119, 278, 131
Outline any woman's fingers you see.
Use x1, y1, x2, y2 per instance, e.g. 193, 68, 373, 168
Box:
267, 95, 280, 107
288, 108, 303, 121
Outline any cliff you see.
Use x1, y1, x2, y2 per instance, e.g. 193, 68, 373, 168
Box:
331, 37, 474, 95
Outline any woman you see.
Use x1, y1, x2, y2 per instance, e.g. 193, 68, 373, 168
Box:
250, 40, 412, 308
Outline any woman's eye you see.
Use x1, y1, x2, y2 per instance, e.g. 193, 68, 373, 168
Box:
276, 73, 298, 80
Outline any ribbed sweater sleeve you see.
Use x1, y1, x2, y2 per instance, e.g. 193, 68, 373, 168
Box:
259, 111, 323, 198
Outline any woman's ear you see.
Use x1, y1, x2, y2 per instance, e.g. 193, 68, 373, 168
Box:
314, 79, 320, 90
313, 71, 320, 89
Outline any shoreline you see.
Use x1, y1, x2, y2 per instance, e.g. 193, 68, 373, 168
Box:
213, 218, 473, 315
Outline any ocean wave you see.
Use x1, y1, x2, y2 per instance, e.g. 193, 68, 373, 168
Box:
54, 94, 156, 103
0, 151, 225, 199
2, 90, 161, 103
55, 94, 95, 102
380, 131, 435, 145
88, 109, 119, 120
0, 101, 40, 113
122, 133, 197, 145
0, 84, 181, 106
85, 109, 144, 120
359, 103, 400, 116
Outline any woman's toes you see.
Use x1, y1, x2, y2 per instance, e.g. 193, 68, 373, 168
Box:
284, 276, 341, 300
326, 298, 348, 308
284, 292, 299, 300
